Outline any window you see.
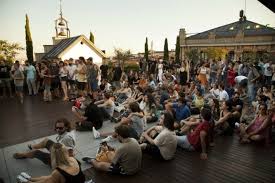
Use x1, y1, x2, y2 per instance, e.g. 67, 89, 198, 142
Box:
255, 25, 260, 29
246, 25, 251, 29
229, 26, 234, 30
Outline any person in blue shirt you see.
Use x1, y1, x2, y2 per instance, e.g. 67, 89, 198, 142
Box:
165, 97, 191, 129
25, 61, 37, 96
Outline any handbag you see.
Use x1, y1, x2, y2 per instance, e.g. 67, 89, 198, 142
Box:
95, 143, 115, 163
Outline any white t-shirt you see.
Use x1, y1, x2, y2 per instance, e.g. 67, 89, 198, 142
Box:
235, 75, 247, 84
263, 63, 272, 76
219, 90, 229, 101
153, 128, 177, 160
67, 65, 77, 80
210, 88, 220, 99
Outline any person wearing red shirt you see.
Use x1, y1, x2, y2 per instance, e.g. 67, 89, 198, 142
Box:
176, 107, 213, 160
227, 63, 236, 87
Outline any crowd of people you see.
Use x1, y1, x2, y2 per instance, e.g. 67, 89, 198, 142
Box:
1, 56, 275, 183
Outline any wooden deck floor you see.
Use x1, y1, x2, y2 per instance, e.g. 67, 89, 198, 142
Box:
0, 96, 75, 148
84, 135, 275, 183
1, 96, 274, 182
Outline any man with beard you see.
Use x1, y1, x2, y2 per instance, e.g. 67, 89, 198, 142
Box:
13, 118, 75, 166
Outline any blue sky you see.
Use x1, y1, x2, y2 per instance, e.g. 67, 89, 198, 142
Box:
0, 0, 274, 59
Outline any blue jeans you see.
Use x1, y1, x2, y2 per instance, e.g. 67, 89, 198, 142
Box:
247, 84, 256, 103
177, 135, 194, 151
209, 72, 217, 85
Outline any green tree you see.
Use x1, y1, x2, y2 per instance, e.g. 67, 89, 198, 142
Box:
89, 32, 95, 44
185, 48, 199, 66
0, 40, 23, 64
114, 48, 132, 71
205, 47, 227, 60
163, 38, 169, 62
25, 14, 34, 63
175, 36, 180, 64
144, 37, 149, 62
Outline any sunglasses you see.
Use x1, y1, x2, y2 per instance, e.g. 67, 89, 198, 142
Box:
55, 127, 65, 130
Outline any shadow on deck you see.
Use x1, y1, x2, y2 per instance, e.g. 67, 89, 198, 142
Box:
84, 135, 275, 183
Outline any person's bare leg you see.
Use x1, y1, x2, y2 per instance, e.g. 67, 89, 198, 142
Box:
91, 160, 111, 172
100, 132, 115, 138
30, 138, 49, 149
180, 125, 191, 134
13, 150, 37, 159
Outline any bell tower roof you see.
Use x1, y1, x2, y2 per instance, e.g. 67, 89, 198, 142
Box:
55, 0, 70, 39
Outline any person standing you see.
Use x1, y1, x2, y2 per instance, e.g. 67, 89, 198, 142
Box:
87, 57, 99, 92
0, 60, 13, 98
100, 61, 109, 81
263, 60, 273, 86
25, 61, 37, 96
179, 62, 187, 86
197, 62, 208, 87
209, 59, 218, 85
112, 62, 122, 89
247, 62, 260, 103
11, 62, 24, 103
59, 61, 69, 101
75, 57, 87, 94
157, 59, 164, 84
41, 62, 52, 102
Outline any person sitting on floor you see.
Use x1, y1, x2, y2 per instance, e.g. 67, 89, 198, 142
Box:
13, 118, 75, 166
177, 115, 201, 135
190, 87, 205, 115
82, 125, 142, 175
214, 100, 235, 135
73, 101, 104, 131
139, 93, 159, 123
93, 102, 145, 141
165, 97, 191, 129
94, 92, 115, 119
140, 112, 177, 160
16, 143, 85, 183
238, 103, 270, 143
176, 107, 213, 160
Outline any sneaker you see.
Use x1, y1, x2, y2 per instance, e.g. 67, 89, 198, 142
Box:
82, 157, 95, 164
101, 135, 114, 142
20, 172, 31, 180
16, 175, 28, 183
235, 122, 240, 128
92, 127, 100, 139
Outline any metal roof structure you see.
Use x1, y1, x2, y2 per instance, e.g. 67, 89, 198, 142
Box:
186, 20, 275, 40
42, 35, 106, 59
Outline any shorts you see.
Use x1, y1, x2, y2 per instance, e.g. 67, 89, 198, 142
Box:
77, 82, 86, 90
60, 76, 68, 81
108, 163, 126, 175
15, 86, 23, 92
68, 79, 76, 85
33, 139, 55, 166
0, 78, 11, 88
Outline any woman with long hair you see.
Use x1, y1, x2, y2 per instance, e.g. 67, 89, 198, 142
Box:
139, 93, 158, 123
16, 143, 85, 183
239, 103, 269, 143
